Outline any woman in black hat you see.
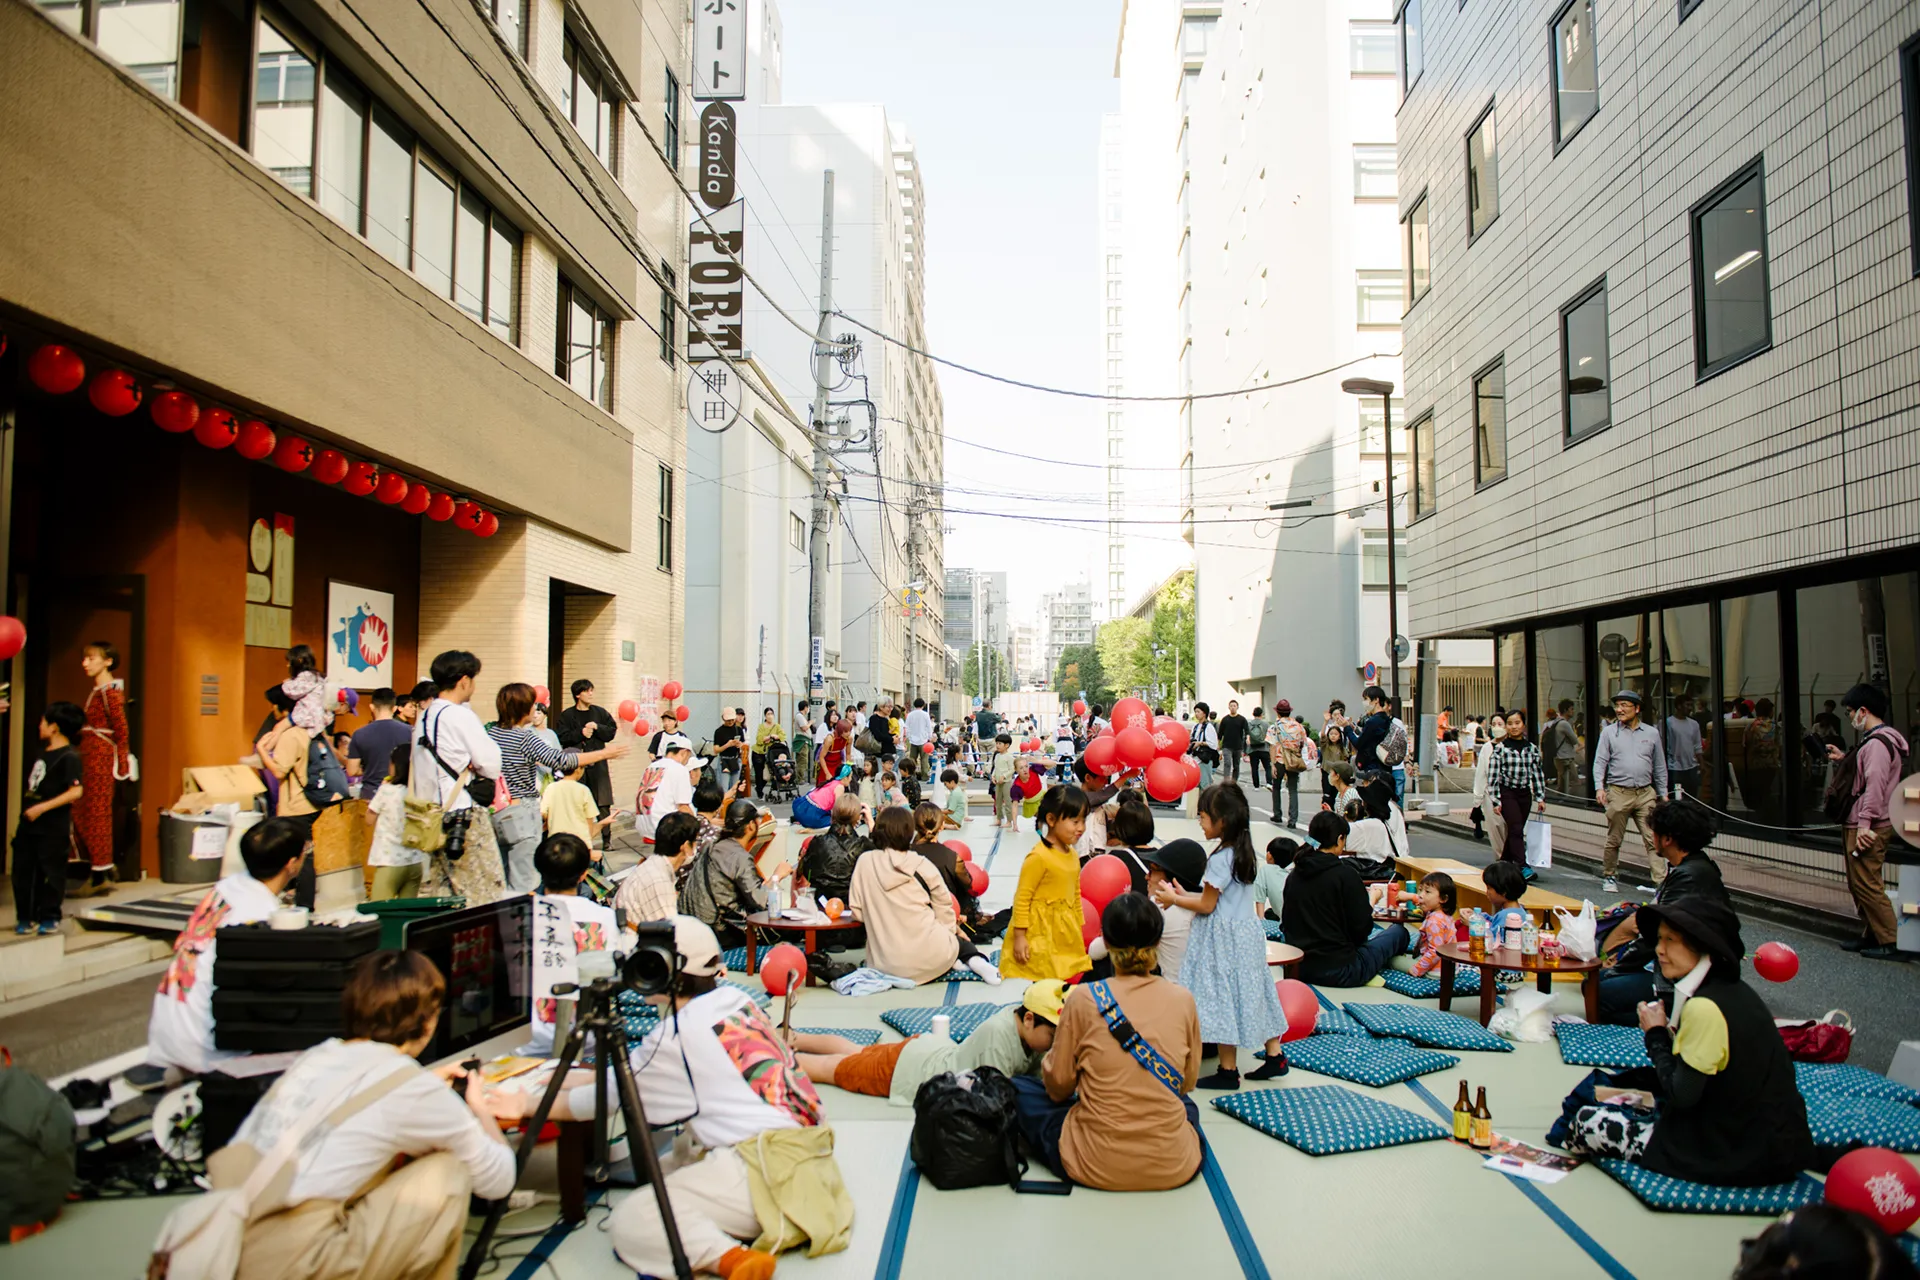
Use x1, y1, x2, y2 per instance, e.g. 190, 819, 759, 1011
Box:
1566, 896, 1813, 1184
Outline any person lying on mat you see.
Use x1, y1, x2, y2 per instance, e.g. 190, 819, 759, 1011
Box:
849, 807, 1001, 985
1594, 800, 1735, 1027
1011, 892, 1204, 1191
1561, 896, 1812, 1185
792, 980, 1065, 1104
1283, 811, 1411, 988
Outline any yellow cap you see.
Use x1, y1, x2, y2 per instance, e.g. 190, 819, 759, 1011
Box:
1022, 979, 1069, 1024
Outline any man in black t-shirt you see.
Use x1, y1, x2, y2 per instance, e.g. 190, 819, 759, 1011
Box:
12, 702, 85, 933
346, 687, 413, 798
1219, 699, 1250, 783
646, 709, 682, 760
711, 708, 747, 794
974, 701, 1000, 745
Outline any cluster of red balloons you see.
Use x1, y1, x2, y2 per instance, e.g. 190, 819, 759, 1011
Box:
22, 340, 499, 536
613, 680, 691, 739
1077, 696, 1203, 801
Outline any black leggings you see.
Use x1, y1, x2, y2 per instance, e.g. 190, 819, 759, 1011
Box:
955, 936, 985, 963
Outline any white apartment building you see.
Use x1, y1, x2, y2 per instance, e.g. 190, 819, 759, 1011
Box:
1395, 0, 1920, 865
1099, 113, 1129, 620
1042, 580, 1097, 680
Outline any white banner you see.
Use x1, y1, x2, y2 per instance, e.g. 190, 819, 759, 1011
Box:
687, 200, 745, 362
692, 0, 747, 101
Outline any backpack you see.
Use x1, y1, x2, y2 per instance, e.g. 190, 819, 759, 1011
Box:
302, 736, 352, 810
1823, 726, 1901, 824
909, 1066, 1025, 1191
0, 1052, 75, 1235
1377, 720, 1409, 767
1276, 729, 1306, 774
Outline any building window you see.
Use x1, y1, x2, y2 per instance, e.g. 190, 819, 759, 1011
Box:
556, 276, 613, 410
1358, 397, 1407, 457
1901, 34, 1920, 275
562, 31, 617, 174
1361, 530, 1408, 588
664, 68, 681, 172
658, 265, 676, 366
1106, 306, 1122, 325
253, 16, 315, 194
1350, 21, 1396, 76
1106, 253, 1122, 272
1356, 271, 1402, 326
1472, 357, 1507, 488
1690, 158, 1771, 377
1679, 0, 1704, 19
40, 0, 187, 98
1551, 0, 1598, 148
1560, 278, 1610, 442
1408, 411, 1436, 519
1353, 144, 1397, 200
1396, 0, 1424, 94
1106, 279, 1122, 300
790, 512, 805, 551
657, 466, 674, 571
491, 0, 526, 57
1403, 192, 1430, 309
1466, 101, 1499, 240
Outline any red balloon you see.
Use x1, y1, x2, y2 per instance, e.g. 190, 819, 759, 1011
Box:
401, 482, 433, 515
617, 699, 639, 722
1753, 941, 1799, 982
1145, 756, 1187, 802
426, 492, 456, 521
271, 434, 314, 473
966, 862, 989, 897
1276, 979, 1319, 1043
759, 942, 807, 998
1081, 854, 1133, 911
0, 616, 25, 661
27, 344, 85, 395
1072, 700, 1088, 716
311, 448, 349, 485
922, 741, 935, 754
344, 461, 379, 496
1151, 715, 1191, 759
674, 704, 692, 722
662, 681, 684, 701
476, 511, 500, 537
192, 406, 238, 449
1181, 758, 1202, 790
1110, 697, 1152, 733
533, 685, 551, 706
1081, 897, 1101, 948
235, 420, 276, 460
150, 390, 200, 433
1114, 726, 1157, 770
375, 471, 410, 505
87, 369, 142, 417
632, 719, 651, 737
1083, 735, 1119, 775
1825, 1147, 1920, 1234
944, 839, 972, 863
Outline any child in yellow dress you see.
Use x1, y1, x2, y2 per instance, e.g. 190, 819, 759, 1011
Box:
1001, 785, 1094, 982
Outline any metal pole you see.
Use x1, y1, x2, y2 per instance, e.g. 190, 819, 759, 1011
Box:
905, 506, 917, 705
806, 171, 837, 702
1383, 394, 1401, 701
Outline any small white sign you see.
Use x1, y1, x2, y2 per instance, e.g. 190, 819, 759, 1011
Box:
533, 896, 581, 1002
687, 360, 744, 434
190, 826, 227, 859
692, 0, 747, 100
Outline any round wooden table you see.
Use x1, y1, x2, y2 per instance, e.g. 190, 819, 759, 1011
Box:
1434, 939, 1602, 1026
1265, 940, 1304, 980
742, 911, 863, 987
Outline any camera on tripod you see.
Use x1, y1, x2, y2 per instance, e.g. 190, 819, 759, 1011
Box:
619, 920, 680, 996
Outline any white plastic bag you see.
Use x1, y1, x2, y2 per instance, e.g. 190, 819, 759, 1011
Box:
1489, 989, 1558, 1042
1553, 900, 1599, 962
1524, 819, 1552, 868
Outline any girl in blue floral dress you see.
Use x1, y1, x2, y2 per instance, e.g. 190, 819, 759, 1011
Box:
1151, 782, 1290, 1088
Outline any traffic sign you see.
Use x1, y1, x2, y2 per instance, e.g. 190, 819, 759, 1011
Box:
1362, 661, 1378, 683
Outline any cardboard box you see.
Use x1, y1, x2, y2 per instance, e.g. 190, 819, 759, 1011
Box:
176, 765, 267, 814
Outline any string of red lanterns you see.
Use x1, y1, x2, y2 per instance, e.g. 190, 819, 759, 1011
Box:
14, 338, 500, 537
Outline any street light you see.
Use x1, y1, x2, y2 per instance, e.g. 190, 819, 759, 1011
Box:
1341, 376, 1401, 700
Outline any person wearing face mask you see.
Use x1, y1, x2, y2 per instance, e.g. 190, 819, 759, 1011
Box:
1829, 684, 1910, 962
1469, 715, 1507, 847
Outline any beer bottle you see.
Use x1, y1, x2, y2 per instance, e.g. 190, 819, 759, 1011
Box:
1452, 1081, 1473, 1142
1470, 1086, 1493, 1149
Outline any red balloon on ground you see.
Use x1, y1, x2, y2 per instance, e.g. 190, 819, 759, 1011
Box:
1145, 756, 1187, 802
235, 420, 276, 460
193, 407, 238, 449
271, 435, 313, 473
27, 344, 85, 395
87, 369, 142, 416
375, 471, 410, 505
1080, 897, 1101, 948
617, 700, 639, 722
426, 492, 456, 521
1151, 715, 1191, 759
1072, 700, 1088, 716
966, 862, 989, 897
674, 704, 692, 722
401, 482, 433, 515
760, 943, 807, 998
311, 449, 349, 485
1753, 941, 1798, 982
0, 616, 25, 661
150, 390, 199, 433
1276, 979, 1318, 1043
662, 681, 684, 701
1083, 735, 1119, 775
1081, 854, 1132, 910
1114, 726, 1157, 770
944, 839, 972, 863
1825, 1147, 1920, 1234
1110, 697, 1152, 733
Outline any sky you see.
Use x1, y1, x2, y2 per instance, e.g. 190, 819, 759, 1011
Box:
776, 0, 1144, 628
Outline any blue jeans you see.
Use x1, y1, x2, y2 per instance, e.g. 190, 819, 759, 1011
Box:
1299, 923, 1411, 988
1009, 1074, 1198, 1184
491, 800, 543, 893
1391, 766, 1406, 807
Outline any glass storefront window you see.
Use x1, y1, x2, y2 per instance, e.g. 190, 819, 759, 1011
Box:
1796, 573, 1920, 826
1719, 592, 1783, 824
1656, 604, 1713, 799
1494, 631, 1526, 719
1535, 624, 1586, 798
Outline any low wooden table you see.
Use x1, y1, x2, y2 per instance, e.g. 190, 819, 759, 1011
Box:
1394, 856, 1588, 919
743, 911, 863, 986
1434, 939, 1602, 1026
1265, 940, 1304, 979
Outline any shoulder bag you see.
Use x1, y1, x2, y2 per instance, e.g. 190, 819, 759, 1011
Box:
1089, 980, 1187, 1100
1823, 727, 1901, 824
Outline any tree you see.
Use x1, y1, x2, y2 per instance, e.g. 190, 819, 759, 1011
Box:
964, 646, 1009, 697
1145, 569, 1196, 702
1096, 616, 1152, 700
1054, 643, 1112, 707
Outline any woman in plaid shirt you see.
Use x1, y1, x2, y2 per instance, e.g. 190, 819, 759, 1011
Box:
1487, 710, 1546, 868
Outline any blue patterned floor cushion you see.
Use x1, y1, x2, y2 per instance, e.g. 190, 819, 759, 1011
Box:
1379, 967, 1485, 998
1212, 1084, 1449, 1155
1282, 1035, 1460, 1087
1315, 1007, 1368, 1036
722, 946, 750, 972
1805, 1097, 1920, 1153
1555, 1022, 1652, 1069
1901, 1234, 1920, 1268
1596, 1161, 1821, 1215
793, 1027, 883, 1046
1263, 920, 1285, 941
1796, 1062, 1920, 1105
1343, 1002, 1514, 1052
881, 1002, 1015, 1042
942, 949, 1002, 982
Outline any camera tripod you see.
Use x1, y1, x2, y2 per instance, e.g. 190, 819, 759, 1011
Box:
459, 977, 692, 1280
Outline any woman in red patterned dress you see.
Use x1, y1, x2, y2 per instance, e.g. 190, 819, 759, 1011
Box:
76, 641, 130, 893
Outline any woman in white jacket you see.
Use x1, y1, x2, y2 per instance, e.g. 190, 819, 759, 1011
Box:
1470, 717, 1507, 848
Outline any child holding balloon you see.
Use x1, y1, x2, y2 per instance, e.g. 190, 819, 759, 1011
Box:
1150, 783, 1290, 1088
1001, 785, 1094, 982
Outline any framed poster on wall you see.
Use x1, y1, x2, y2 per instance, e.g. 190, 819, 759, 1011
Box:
326, 581, 396, 689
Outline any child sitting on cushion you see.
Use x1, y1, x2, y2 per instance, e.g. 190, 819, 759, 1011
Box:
1391, 871, 1458, 976
791, 980, 1066, 1104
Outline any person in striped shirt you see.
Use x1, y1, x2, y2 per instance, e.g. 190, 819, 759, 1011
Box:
489, 682, 627, 892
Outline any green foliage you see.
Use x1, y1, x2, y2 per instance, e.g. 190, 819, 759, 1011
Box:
964, 646, 1010, 697
1096, 616, 1152, 699
1145, 570, 1196, 700
1053, 643, 1110, 706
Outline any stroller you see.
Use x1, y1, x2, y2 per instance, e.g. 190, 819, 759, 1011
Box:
762, 739, 799, 802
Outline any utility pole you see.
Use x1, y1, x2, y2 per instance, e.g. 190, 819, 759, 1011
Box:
806, 170, 836, 704
905, 501, 918, 705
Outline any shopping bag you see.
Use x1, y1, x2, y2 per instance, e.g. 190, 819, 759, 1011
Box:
1553, 900, 1599, 962
1524, 819, 1553, 869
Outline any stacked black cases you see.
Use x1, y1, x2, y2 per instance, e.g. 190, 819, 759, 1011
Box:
211, 918, 382, 1052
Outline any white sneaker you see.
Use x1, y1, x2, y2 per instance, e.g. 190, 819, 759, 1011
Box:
1600, 877, 1618, 893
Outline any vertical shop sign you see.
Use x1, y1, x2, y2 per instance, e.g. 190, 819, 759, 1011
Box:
244, 513, 294, 647
692, 0, 747, 101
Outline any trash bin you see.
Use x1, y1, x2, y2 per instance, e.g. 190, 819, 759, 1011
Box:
356, 896, 466, 950
158, 812, 229, 884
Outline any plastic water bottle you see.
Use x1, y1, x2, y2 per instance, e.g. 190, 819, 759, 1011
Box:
1521, 916, 1540, 957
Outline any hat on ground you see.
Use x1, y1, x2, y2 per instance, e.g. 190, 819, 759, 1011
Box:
1634, 896, 1745, 972
1611, 690, 1644, 707
1840, 682, 1891, 721
1022, 979, 1069, 1024
671, 914, 727, 978
1139, 838, 1208, 894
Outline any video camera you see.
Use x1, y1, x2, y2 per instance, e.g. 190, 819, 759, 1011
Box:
618, 919, 680, 996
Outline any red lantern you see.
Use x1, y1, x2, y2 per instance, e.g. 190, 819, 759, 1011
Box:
27, 344, 85, 395
344, 461, 378, 496
1114, 726, 1157, 770
401, 483, 432, 515
1145, 756, 1187, 802
475, 511, 500, 537
375, 471, 410, 505
1083, 735, 1119, 775
1151, 715, 1191, 759
1081, 855, 1132, 911
271, 434, 314, 473
674, 704, 691, 722
661, 681, 684, 701
1080, 898, 1102, 948
192, 406, 238, 449
1753, 941, 1798, 983
0, 616, 25, 661
426, 492, 456, 521
1110, 697, 1152, 733
617, 700, 639, 722
1825, 1147, 1920, 1234
453, 501, 483, 531
235, 420, 276, 460
310, 449, 349, 485
87, 369, 142, 417
150, 390, 200, 433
